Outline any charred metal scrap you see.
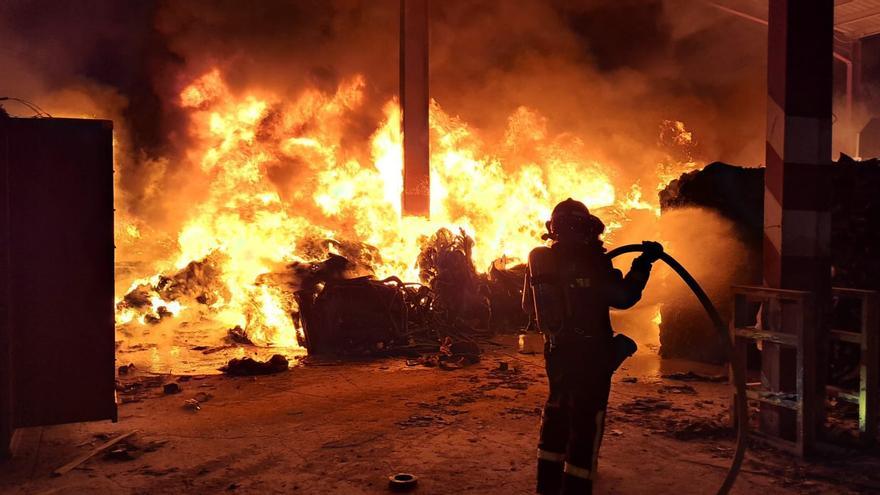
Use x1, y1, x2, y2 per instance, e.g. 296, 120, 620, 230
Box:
416, 228, 490, 332
297, 275, 408, 355
295, 228, 526, 358
485, 259, 528, 331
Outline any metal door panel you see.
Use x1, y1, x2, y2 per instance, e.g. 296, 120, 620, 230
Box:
0, 117, 116, 431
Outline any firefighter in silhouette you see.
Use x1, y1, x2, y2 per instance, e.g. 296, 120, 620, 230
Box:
523, 198, 662, 494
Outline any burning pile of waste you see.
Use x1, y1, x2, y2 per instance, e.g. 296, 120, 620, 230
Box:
113, 69, 700, 361
117, 225, 529, 358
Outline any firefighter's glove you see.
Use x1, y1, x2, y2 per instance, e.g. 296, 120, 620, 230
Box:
633, 241, 663, 271
640, 241, 664, 263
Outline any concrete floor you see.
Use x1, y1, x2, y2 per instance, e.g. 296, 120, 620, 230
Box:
1, 336, 878, 494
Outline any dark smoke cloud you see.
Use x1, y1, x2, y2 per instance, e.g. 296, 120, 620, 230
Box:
1, 0, 769, 225
428, 0, 767, 178
0, 0, 187, 225
0, 1, 186, 153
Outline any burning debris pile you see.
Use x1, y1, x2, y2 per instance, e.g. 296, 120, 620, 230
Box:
117, 252, 227, 325
109, 68, 700, 367
118, 227, 527, 360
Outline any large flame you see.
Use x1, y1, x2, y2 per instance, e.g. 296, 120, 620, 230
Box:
116, 69, 698, 347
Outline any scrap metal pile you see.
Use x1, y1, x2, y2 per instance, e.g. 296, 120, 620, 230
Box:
296, 228, 526, 358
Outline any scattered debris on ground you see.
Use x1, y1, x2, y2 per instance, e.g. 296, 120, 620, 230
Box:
182, 392, 213, 412
502, 407, 542, 418
116, 374, 166, 403
663, 417, 732, 441
104, 437, 167, 462
118, 363, 136, 375
404, 338, 482, 370
438, 337, 481, 370
662, 371, 727, 382
163, 382, 182, 394
183, 398, 201, 411
53, 431, 139, 476
220, 354, 289, 376
617, 397, 674, 414
396, 414, 452, 429
660, 384, 697, 395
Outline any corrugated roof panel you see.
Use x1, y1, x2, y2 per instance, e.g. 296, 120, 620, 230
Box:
836, 0, 880, 38
710, 0, 880, 38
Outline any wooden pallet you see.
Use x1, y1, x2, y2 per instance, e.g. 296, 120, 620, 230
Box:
731, 285, 817, 456
827, 288, 879, 443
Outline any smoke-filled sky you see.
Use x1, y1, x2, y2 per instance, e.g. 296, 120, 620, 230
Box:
0, 0, 769, 222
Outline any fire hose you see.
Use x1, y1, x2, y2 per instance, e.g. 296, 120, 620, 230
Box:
606, 244, 747, 495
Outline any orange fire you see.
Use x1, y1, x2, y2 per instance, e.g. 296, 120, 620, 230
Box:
115, 69, 698, 348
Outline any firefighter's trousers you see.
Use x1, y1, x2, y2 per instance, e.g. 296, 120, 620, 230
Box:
536, 336, 612, 495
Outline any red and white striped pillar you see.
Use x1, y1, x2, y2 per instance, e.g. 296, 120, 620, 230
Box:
763, 0, 833, 441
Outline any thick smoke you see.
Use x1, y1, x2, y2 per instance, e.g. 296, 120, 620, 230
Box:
1, 0, 770, 249
429, 0, 768, 183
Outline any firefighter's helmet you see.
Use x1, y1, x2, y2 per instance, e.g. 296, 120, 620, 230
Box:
545, 198, 605, 241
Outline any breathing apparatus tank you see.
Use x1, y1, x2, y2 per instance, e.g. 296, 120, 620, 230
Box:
527, 246, 564, 339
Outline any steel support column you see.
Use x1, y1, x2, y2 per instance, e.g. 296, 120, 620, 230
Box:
400, 0, 430, 217
1, 117, 10, 457
763, 0, 833, 447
